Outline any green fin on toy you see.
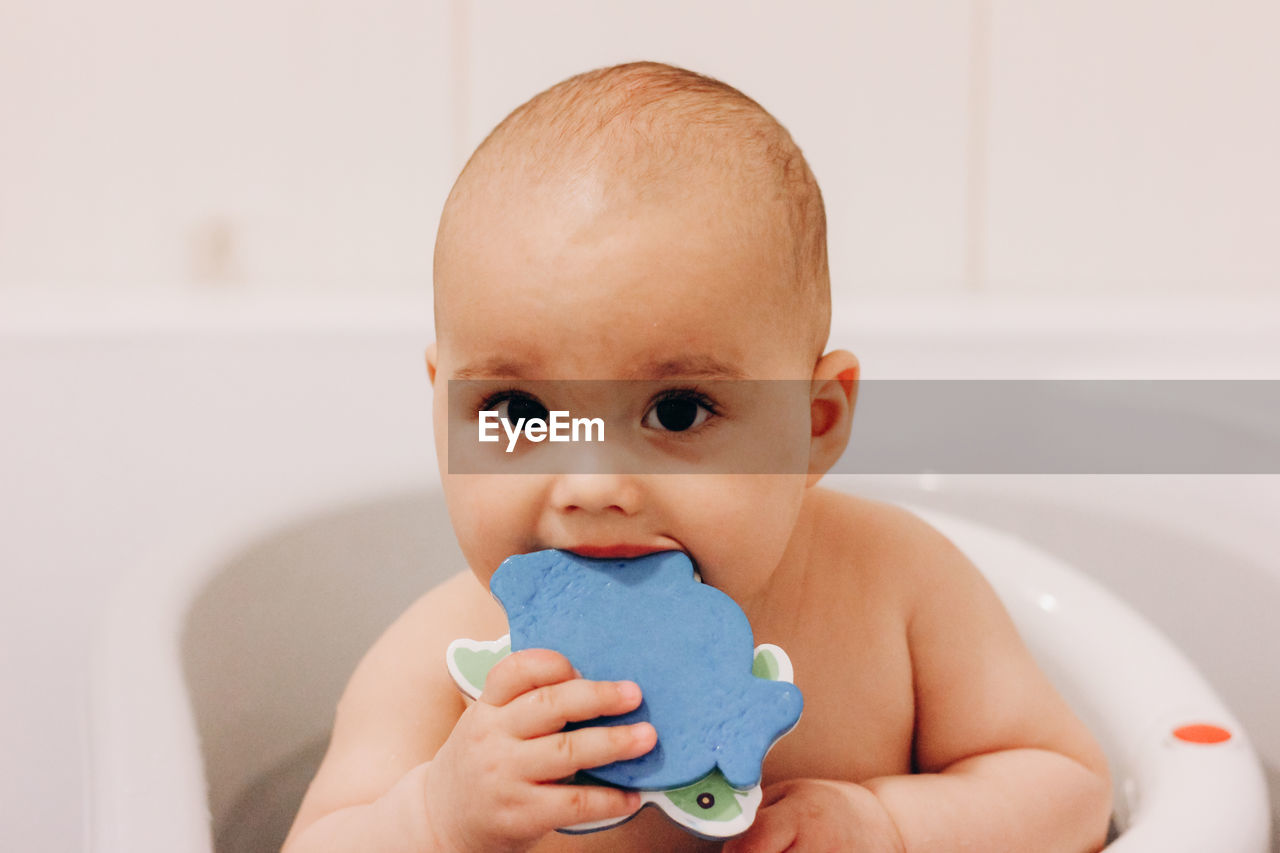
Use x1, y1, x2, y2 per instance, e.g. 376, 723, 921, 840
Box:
446, 635, 510, 700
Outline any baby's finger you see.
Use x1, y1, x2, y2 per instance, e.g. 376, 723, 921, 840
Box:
480, 648, 576, 707
536, 780, 643, 831
521, 722, 657, 781
507, 678, 643, 739
721, 799, 798, 853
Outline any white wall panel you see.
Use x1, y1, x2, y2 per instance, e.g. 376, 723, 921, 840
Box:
0, 0, 453, 291
461, 1, 973, 301
983, 1, 1280, 294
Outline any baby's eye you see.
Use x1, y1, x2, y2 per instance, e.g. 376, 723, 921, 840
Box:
642, 392, 717, 433
483, 391, 549, 424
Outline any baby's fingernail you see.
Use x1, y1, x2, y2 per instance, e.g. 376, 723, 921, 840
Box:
617, 681, 640, 702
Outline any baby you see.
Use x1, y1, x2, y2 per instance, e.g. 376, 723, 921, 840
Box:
284, 61, 1112, 852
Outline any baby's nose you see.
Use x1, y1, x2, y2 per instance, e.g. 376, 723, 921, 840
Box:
549, 472, 642, 515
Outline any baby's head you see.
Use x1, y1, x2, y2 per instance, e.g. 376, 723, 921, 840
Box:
427, 62, 857, 603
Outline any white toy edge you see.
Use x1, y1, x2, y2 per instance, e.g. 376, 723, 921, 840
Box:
445, 635, 510, 701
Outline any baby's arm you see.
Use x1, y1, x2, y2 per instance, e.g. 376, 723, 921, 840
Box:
282, 571, 656, 853
726, 508, 1112, 853
859, 514, 1113, 851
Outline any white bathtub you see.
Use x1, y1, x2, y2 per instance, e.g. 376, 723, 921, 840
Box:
63, 293, 1279, 851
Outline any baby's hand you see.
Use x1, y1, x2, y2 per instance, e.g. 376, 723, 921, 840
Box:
721, 779, 905, 853
423, 648, 656, 852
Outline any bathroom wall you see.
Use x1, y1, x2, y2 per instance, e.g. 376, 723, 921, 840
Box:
2, 0, 1278, 300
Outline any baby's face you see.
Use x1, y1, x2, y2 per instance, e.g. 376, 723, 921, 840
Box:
429, 172, 831, 602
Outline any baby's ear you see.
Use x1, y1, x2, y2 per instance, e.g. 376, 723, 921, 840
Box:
807, 350, 859, 486
425, 342, 438, 386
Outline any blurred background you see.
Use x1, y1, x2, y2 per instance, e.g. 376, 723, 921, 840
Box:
2, 1, 1278, 850
3, 0, 1278, 301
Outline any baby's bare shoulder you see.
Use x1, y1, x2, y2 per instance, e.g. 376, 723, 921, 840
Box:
335, 569, 509, 732
808, 487, 970, 600
392, 568, 509, 659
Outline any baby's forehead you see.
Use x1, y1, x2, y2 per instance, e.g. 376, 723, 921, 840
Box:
438, 181, 807, 365
471, 124, 777, 221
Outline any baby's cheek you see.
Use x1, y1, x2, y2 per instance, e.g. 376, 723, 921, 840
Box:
704, 478, 804, 580
445, 481, 518, 562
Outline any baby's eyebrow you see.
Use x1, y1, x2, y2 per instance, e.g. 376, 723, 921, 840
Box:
636, 356, 746, 380
451, 355, 745, 380
453, 358, 530, 379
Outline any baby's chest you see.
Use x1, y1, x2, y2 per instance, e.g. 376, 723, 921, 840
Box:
758, 612, 916, 783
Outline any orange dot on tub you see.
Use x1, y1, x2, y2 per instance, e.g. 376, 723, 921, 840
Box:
1173, 723, 1232, 744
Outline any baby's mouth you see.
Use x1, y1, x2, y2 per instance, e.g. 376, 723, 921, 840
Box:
559, 544, 704, 584
565, 543, 675, 559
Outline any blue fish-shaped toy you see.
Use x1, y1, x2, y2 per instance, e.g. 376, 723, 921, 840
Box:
446, 549, 804, 838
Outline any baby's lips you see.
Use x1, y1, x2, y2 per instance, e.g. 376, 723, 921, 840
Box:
566, 544, 675, 559
562, 544, 703, 582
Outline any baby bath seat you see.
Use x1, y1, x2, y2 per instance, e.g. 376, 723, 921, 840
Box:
905, 507, 1271, 851
86, 500, 1271, 851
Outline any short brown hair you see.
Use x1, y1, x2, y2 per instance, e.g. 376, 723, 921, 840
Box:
439, 61, 831, 359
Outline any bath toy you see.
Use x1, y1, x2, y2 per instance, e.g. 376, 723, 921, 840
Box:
446, 549, 803, 838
